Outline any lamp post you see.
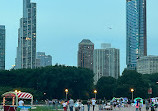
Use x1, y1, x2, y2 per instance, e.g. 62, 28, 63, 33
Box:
94, 90, 97, 100
65, 89, 68, 100
131, 88, 134, 101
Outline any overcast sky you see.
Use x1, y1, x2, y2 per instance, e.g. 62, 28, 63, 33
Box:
0, 0, 158, 74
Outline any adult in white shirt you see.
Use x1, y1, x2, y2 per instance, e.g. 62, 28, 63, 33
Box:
91, 98, 96, 111
18, 99, 24, 106
62, 101, 67, 111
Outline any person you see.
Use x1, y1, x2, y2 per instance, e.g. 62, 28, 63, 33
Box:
55, 99, 58, 111
87, 99, 91, 111
69, 98, 74, 111
151, 102, 155, 111
136, 101, 139, 111
80, 100, 84, 111
35, 99, 38, 104
18, 99, 24, 106
74, 99, 80, 111
139, 102, 142, 111
62, 101, 68, 111
145, 99, 149, 111
91, 98, 96, 111
113, 100, 117, 109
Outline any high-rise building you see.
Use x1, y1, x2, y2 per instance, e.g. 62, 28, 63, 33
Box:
15, 0, 36, 69
93, 44, 120, 84
78, 39, 94, 70
0, 25, 5, 70
137, 56, 158, 74
101, 43, 111, 49
36, 52, 52, 67
126, 0, 147, 70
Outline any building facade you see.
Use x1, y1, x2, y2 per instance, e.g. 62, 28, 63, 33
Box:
78, 39, 94, 70
15, 0, 36, 69
36, 52, 52, 67
101, 43, 111, 49
0, 25, 5, 70
93, 45, 120, 84
137, 56, 158, 74
126, 0, 147, 70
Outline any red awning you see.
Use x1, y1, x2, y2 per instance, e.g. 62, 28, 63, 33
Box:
2, 92, 33, 99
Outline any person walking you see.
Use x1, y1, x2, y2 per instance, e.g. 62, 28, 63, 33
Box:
87, 99, 91, 111
69, 98, 74, 111
145, 99, 149, 111
62, 101, 68, 111
151, 102, 155, 111
91, 98, 96, 111
136, 101, 139, 111
74, 99, 80, 111
80, 100, 84, 111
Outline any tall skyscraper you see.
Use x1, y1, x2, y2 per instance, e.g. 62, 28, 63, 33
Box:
126, 0, 147, 70
15, 0, 36, 69
78, 39, 94, 70
36, 52, 52, 67
93, 44, 120, 84
0, 25, 5, 70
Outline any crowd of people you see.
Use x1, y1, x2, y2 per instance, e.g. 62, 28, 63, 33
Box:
61, 98, 96, 111
43, 98, 158, 111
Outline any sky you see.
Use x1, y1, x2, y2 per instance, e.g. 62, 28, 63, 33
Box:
0, 0, 158, 74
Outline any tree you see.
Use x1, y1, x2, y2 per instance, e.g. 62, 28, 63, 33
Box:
116, 70, 149, 99
0, 65, 94, 100
96, 76, 116, 100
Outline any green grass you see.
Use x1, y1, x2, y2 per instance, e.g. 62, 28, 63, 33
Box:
31, 106, 63, 111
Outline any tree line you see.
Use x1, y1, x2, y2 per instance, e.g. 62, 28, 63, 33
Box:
0, 66, 158, 100
96, 70, 158, 100
0, 65, 94, 100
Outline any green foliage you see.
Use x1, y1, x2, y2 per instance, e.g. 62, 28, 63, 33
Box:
95, 70, 158, 100
0, 65, 94, 100
116, 70, 149, 98
96, 76, 116, 100
1, 67, 158, 100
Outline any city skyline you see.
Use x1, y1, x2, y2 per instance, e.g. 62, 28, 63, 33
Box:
0, 0, 158, 73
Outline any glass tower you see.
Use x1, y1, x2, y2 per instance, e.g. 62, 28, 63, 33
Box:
0, 25, 5, 70
126, 0, 147, 70
15, 0, 36, 69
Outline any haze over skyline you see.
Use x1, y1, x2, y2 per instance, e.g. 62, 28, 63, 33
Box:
0, 0, 158, 73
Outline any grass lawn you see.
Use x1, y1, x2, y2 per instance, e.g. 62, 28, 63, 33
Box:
31, 106, 63, 111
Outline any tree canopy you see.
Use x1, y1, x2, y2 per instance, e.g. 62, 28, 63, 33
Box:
0, 65, 94, 100
1, 67, 158, 100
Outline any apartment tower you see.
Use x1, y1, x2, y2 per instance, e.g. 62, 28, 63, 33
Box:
78, 39, 94, 70
93, 44, 120, 84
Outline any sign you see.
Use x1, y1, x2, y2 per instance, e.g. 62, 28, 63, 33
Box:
148, 88, 152, 94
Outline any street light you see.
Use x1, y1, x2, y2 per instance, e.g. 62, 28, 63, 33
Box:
65, 89, 68, 100
94, 90, 97, 99
131, 88, 134, 101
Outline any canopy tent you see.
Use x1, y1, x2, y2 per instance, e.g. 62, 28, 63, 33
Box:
134, 97, 143, 107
